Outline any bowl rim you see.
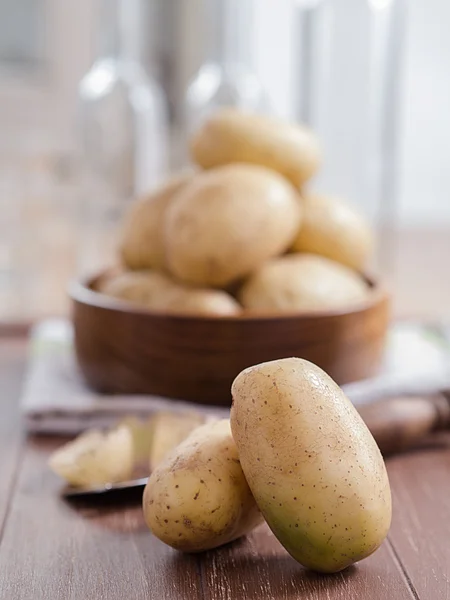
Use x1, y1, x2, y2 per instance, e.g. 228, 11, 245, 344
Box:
70, 269, 390, 323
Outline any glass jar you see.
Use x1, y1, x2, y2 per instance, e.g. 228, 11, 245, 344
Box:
294, 0, 407, 271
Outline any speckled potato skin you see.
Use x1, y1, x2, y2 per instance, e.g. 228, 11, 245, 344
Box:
239, 253, 369, 313
121, 172, 193, 271
190, 108, 321, 187
143, 420, 263, 552
165, 164, 302, 287
291, 194, 374, 271
230, 358, 392, 573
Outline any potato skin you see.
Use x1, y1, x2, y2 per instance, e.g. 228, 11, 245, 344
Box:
190, 108, 321, 187
239, 253, 369, 313
165, 164, 303, 287
165, 288, 241, 316
230, 358, 392, 573
121, 172, 193, 271
97, 270, 178, 309
143, 420, 262, 552
291, 194, 374, 271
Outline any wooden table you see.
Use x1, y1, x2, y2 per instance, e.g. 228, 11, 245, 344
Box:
0, 336, 449, 600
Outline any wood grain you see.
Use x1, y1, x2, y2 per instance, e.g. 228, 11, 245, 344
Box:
199, 524, 415, 600
0, 436, 203, 600
0, 340, 26, 534
387, 434, 450, 600
72, 274, 390, 405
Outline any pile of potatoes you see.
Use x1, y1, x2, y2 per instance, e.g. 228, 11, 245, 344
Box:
98, 108, 375, 316
143, 357, 392, 573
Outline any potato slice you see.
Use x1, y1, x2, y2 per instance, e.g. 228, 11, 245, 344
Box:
49, 425, 134, 487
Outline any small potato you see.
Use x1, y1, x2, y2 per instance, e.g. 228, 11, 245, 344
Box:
97, 270, 179, 309
143, 419, 263, 552
291, 193, 374, 271
190, 108, 321, 187
121, 172, 193, 271
239, 253, 369, 313
164, 287, 241, 316
165, 164, 302, 287
49, 426, 134, 487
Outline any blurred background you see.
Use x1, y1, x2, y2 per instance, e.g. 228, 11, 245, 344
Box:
0, 0, 448, 323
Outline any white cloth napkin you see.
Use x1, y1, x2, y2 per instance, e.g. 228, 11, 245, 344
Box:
21, 318, 450, 435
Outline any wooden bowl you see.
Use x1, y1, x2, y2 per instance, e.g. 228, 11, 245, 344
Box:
71, 273, 390, 406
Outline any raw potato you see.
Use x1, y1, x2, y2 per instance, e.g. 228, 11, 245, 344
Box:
190, 108, 321, 187
49, 425, 134, 488
164, 287, 241, 316
231, 358, 392, 573
239, 253, 369, 313
291, 193, 374, 271
121, 172, 193, 271
165, 164, 303, 287
143, 419, 263, 552
97, 270, 179, 309
149, 411, 206, 471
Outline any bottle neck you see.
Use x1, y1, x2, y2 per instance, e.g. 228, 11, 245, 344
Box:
97, 0, 142, 63
206, 0, 254, 72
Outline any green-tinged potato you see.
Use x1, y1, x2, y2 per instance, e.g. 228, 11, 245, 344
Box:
49, 425, 134, 488
165, 164, 302, 287
291, 194, 374, 271
149, 411, 207, 471
97, 270, 179, 309
121, 172, 193, 271
239, 253, 369, 313
231, 358, 392, 573
165, 287, 241, 316
143, 419, 263, 552
190, 108, 321, 187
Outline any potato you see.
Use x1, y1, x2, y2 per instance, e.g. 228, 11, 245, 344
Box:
165, 164, 302, 287
239, 253, 369, 313
190, 108, 321, 187
291, 193, 374, 271
49, 425, 134, 488
231, 358, 392, 573
143, 419, 263, 552
120, 172, 193, 271
97, 270, 179, 309
149, 411, 206, 471
164, 287, 241, 316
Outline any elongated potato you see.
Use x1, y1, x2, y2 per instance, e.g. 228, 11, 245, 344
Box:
121, 172, 193, 271
239, 253, 369, 313
143, 419, 263, 552
165, 164, 302, 287
190, 108, 321, 187
231, 358, 392, 573
291, 194, 374, 271
97, 270, 179, 309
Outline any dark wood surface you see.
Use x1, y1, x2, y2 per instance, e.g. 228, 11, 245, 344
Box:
1, 338, 450, 599
72, 274, 389, 405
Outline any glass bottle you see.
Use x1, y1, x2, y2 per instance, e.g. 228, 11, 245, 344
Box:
77, 0, 168, 276
294, 0, 406, 271
183, 0, 270, 139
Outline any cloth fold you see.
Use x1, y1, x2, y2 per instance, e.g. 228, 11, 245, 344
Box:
21, 318, 450, 435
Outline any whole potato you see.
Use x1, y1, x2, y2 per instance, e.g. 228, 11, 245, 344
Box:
143, 419, 263, 552
165, 287, 241, 316
190, 108, 321, 187
291, 194, 374, 271
97, 270, 178, 309
121, 172, 193, 271
165, 164, 303, 287
239, 253, 369, 313
231, 358, 392, 573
